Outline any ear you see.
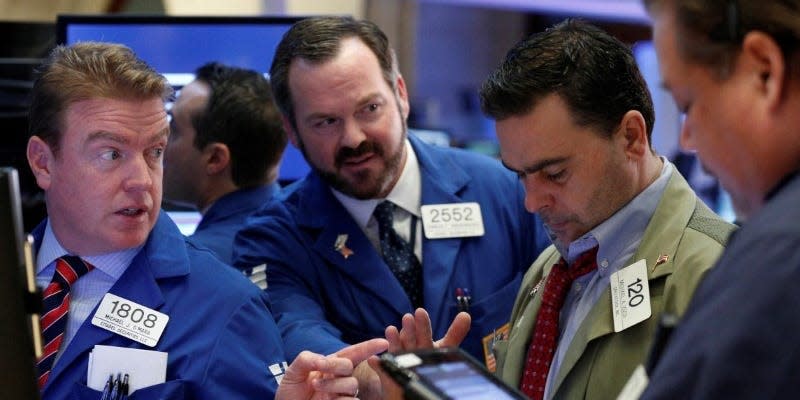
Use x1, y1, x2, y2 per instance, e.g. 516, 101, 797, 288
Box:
203, 142, 230, 176
395, 74, 410, 120
282, 115, 300, 148
740, 31, 786, 110
27, 136, 54, 191
617, 110, 649, 159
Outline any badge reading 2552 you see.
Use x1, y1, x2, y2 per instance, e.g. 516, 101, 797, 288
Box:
421, 202, 485, 239
92, 293, 169, 347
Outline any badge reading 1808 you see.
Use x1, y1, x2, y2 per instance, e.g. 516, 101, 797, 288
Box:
91, 293, 169, 347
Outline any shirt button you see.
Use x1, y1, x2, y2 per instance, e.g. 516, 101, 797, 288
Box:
600, 259, 609, 269
574, 283, 582, 292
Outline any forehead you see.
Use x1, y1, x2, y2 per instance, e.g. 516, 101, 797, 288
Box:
172, 80, 210, 117
63, 97, 169, 142
287, 37, 391, 112
651, 6, 708, 92
497, 94, 590, 162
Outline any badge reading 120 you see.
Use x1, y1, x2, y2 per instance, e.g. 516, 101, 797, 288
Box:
91, 293, 169, 347
421, 202, 484, 239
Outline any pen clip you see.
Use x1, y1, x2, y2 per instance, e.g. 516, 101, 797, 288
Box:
455, 287, 471, 313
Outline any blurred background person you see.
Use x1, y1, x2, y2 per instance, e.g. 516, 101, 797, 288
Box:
641, 1, 800, 398
164, 62, 286, 264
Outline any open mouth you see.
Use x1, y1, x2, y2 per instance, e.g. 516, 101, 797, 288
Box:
116, 207, 146, 217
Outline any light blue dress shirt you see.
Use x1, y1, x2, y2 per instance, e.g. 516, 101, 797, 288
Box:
544, 158, 673, 399
35, 220, 138, 364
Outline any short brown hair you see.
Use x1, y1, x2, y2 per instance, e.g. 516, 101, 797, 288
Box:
28, 41, 173, 154
644, 0, 800, 80
269, 16, 399, 129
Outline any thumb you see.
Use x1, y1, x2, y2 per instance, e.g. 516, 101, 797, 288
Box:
435, 312, 471, 348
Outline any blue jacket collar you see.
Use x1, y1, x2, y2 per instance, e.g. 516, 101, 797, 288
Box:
197, 183, 280, 229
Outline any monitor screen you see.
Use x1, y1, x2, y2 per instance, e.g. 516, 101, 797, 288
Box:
56, 15, 310, 183
0, 167, 40, 398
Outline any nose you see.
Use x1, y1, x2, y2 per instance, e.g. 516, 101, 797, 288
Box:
340, 119, 368, 149
124, 155, 154, 192
521, 175, 551, 213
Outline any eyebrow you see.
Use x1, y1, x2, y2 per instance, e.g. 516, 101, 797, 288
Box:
303, 92, 386, 123
86, 127, 170, 146
501, 156, 568, 175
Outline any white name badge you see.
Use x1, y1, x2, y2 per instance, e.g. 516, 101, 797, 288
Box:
610, 259, 652, 332
420, 202, 484, 239
92, 293, 169, 347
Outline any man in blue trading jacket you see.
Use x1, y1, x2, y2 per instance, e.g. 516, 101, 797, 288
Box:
25, 42, 382, 400
164, 62, 286, 264
233, 16, 549, 399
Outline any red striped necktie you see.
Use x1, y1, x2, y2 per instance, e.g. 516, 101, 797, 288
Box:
519, 246, 599, 400
37, 255, 94, 390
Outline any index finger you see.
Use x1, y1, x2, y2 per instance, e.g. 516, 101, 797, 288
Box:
332, 338, 389, 365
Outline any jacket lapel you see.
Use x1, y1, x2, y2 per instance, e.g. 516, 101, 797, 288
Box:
296, 174, 413, 315
409, 135, 472, 325
549, 170, 697, 395
502, 249, 561, 388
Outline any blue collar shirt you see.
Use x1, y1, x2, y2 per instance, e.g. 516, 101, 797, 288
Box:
35, 220, 139, 364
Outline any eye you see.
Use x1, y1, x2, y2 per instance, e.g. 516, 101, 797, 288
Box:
546, 170, 567, 182
358, 102, 382, 120
314, 117, 339, 129
100, 149, 121, 161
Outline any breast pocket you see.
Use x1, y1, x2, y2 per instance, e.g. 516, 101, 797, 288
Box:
70, 380, 186, 400
454, 275, 522, 364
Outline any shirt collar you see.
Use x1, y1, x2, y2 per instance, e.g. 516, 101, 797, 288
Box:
561, 157, 673, 269
333, 139, 421, 229
37, 219, 141, 280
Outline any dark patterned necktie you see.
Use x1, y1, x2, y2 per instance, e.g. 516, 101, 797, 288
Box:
520, 246, 599, 400
374, 201, 423, 308
37, 255, 94, 389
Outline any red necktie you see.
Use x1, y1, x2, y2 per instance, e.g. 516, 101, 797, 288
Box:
36, 255, 94, 390
520, 247, 599, 400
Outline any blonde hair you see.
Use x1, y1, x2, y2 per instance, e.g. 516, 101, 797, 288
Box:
29, 41, 173, 153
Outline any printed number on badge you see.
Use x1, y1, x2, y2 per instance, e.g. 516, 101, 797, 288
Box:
108, 299, 159, 329
610, 259, 652, 332
421, 202, 484, 239
92, 293, 169, 347
428, 206, 473, 223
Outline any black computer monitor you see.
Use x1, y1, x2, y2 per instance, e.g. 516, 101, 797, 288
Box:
56, 15, 311, 184
0, 167, 40, 399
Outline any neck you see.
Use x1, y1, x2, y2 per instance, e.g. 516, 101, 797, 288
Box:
198, 178, 238, 214
639, 153, 664, 191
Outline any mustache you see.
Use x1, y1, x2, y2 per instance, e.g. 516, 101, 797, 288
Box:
335, 141, 383, 168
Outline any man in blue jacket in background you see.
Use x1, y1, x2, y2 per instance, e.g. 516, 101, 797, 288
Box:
233, 16, 549, 399
164, 62, 286, 264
